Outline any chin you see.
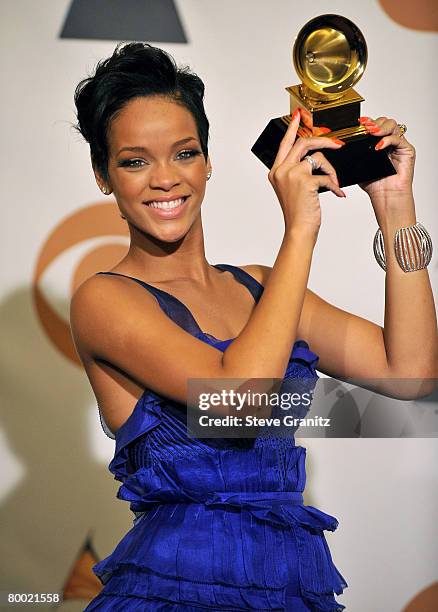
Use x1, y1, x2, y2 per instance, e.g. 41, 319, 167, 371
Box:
152, 225, 192, 244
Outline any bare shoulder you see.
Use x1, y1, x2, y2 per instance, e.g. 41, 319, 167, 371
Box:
239, 264, 272, 287
69, 272, 228, 406
70, 273, 111, 314
69, 272, 154, 357
69, 273, 113, 327
69, 275, 102, 353
70, 272, 126, 309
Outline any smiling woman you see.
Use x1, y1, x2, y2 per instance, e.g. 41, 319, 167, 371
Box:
102, 95, 210, 233
69, 41, 437, 612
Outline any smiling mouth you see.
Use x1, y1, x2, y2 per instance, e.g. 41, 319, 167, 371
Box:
145, 196, 189, 210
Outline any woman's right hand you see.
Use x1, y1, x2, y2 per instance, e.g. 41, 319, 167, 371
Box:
268, 109, 346, 241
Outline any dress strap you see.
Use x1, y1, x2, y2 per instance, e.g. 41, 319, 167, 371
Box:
95, 271, 169, 303
95, 265, 265, 341
214, 264, 264, 304
95, 271, 202, 335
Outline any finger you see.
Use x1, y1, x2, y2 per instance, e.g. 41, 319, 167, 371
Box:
271, 109, 301, 171
299, 125, 332, 137
359, 116, 397, 136
299, 107, 313, 130
300, 151, 340, 186
366, 116, 388, 126
359, 116, 387, 127
310, 175, 347, 198
312, 126, 332, 137
297, 125, 313, 138
284, 135, 345, 165
367, 118, 397, 136
374, 132, 411, 151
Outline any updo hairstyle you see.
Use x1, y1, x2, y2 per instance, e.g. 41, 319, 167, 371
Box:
74, 42, 209, 181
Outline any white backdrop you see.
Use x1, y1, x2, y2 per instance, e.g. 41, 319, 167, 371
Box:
1, 1, 437, 610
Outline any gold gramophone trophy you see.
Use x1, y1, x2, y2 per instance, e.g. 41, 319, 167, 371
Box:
251, 14, 396, 188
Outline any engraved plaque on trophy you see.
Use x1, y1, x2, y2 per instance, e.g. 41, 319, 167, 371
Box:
251, 14, 396, 188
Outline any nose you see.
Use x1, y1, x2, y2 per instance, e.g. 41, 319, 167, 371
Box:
149, 162, 181, 191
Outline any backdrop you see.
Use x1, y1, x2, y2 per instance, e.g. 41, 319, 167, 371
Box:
1, 1, 437, 610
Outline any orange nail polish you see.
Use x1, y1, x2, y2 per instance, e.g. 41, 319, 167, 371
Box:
358, 116, 370, 123
291, 108, 300, 121
331, 138, 346, 145
375, 140, 384, 150
367, 126, 380, 133
318, 127, 332, 134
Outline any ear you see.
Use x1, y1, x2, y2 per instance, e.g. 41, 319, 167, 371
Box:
206, 156, 212, 175
92, 163, 112, 196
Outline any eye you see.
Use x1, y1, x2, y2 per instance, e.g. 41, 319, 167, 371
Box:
118, 158, 145, 168
176, 149, 202, 160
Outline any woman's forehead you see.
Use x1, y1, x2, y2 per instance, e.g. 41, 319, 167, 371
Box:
109, 96, 198, 147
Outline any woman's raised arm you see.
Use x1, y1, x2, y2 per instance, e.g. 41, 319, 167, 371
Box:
70, 112, 346, 410
243, 116, 438, 401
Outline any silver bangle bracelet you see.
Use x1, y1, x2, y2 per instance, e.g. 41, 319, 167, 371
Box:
373, 222, 433, 272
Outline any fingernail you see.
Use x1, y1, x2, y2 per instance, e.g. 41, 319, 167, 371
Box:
331, 138, 346, 145
291, 108, 300, 121
367, 126, 380, 133
341, 190, 347, 198
318, 127, 332, 134
358, 117, 370, 123
375, 140, 384, 150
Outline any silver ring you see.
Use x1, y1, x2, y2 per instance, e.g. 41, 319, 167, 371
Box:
304, 155, 318, 172
397, 123, 407, 137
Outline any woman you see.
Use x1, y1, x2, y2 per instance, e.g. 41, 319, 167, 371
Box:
70, 42, 437, 610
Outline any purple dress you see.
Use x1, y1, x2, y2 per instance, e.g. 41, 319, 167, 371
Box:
84, 264, 347, 611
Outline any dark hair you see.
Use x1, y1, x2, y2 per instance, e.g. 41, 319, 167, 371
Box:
74, 42, 209, 181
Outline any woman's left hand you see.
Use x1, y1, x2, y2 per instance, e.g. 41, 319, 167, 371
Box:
358, 116, 416, 207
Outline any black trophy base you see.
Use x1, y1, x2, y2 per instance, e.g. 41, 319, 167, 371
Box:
251, 117, 397, 191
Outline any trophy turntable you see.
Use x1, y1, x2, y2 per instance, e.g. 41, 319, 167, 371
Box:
251, 14, 397, 188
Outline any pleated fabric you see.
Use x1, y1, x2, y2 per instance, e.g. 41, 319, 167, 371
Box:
85, 264, 347, 611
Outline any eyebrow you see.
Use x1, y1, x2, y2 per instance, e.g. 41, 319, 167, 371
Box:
116, 137, 198, 156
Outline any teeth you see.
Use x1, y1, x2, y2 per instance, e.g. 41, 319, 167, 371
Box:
148, 197, 185, 209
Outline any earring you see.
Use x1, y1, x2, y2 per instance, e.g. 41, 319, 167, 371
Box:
101, 186, 109, 195
120, 213, 126, 220
206, 170, 212, 180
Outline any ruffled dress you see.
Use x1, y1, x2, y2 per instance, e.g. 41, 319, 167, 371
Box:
84, 264, 347, 611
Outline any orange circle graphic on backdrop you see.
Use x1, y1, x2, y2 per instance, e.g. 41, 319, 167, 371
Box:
33, 202, 129, 365
403, 581, 438, 610
379, 0, 438, 31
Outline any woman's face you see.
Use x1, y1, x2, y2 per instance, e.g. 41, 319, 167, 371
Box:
99, 95, 211, 242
